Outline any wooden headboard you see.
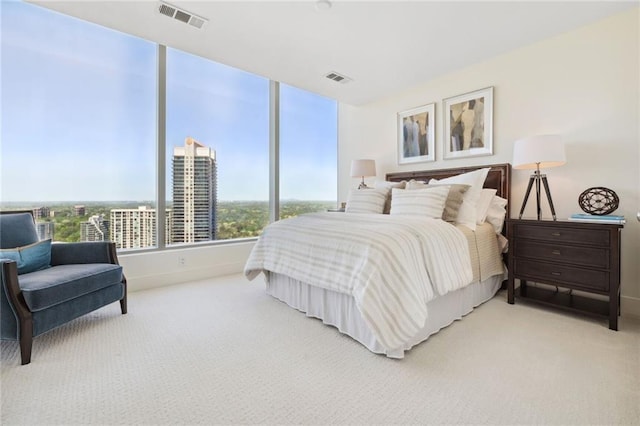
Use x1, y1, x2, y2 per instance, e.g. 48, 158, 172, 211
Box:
385, 163, 512, 216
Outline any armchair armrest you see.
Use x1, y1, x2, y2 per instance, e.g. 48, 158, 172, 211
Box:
1, 259, 29, 313
1, 260, 33, 349
50, 242, 119, 266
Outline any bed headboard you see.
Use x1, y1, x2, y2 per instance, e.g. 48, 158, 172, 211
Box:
385, 163, 512, 215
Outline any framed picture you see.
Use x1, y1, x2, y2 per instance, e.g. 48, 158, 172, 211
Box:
443, 86, 493, 160
397, 103, 435, 164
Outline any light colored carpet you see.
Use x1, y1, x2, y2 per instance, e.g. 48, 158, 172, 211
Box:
1, 273, 639, 425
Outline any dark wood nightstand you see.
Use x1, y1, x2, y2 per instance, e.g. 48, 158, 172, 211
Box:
507, 219, 623, 330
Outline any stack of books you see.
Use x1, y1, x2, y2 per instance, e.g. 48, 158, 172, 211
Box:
568, 213, 626, 224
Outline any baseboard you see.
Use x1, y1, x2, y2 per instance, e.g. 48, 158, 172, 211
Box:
621, 295, 640, 319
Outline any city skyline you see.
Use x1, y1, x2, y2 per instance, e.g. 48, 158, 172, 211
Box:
0, 1, 337, 203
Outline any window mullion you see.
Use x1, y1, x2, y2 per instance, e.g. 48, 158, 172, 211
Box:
156, 44, 167, 248
269, 80, 280, 223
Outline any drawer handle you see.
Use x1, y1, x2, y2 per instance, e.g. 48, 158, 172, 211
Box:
551, 272, 561, 276
551, 232, 561, 237
551, 250, 561, 255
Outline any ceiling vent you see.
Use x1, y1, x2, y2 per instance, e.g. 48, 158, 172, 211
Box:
158, 2, 207, 29
325, 71, 352, 84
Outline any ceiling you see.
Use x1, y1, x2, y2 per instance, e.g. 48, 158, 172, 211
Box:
31, 0, 637, 105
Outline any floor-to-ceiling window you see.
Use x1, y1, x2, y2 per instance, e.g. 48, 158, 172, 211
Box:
1, 2, 337, 251
0, 1, 157, 248
166, 48, 270, 243
279, 84, 338, 218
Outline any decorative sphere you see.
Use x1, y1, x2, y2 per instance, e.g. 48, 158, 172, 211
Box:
578, 187, 619, 215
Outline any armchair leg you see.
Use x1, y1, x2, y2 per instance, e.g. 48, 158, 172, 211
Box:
19, 317, 33, 365
120, 277, 127, 314
120, 296, 127, 314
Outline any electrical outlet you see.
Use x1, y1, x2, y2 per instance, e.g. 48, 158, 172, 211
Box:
178, 256, 186, 266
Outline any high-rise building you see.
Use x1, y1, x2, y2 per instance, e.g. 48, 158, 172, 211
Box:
36, 221, 54, 241
171, 137, 217, 244
81, 215, 109, 242
110, 206, 172, 250
74, 205, 86, 216
32, 207, 50, 220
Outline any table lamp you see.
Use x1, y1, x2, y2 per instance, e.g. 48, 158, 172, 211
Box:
350, 159, 376, 189
513, 135, 566, 220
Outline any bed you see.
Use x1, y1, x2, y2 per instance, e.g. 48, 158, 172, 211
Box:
245, 163, 511, 358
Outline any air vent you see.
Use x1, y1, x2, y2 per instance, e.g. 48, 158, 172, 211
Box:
158, 1, 208, 29
325, 71, 352, 84
159, 4, 176, 17
189, 16, 206, 29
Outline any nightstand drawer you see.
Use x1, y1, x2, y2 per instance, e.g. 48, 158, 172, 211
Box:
514, 259, 609, 292
514, 240, 609, 268
515, 224, 610, 246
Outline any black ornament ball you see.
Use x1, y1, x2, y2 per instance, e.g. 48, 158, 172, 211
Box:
578, 187, 619, 215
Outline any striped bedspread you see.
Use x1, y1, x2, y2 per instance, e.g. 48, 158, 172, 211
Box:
244, 212, 473, 351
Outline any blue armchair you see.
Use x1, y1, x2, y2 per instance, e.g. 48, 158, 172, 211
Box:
0, 211, 127, 365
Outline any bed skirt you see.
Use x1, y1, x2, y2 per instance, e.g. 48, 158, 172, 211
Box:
265, 272, 504, 359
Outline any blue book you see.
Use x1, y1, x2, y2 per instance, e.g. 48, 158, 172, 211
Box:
570, 213, 625, 220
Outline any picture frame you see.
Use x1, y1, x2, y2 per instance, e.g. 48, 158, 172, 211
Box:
397, 103, 435, 165
443, 86, 493, 160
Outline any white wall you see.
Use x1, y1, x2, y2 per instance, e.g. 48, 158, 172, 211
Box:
118, 241, 255, 292
339, 8, 640, 316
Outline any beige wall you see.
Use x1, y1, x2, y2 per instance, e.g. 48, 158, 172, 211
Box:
338, 8, 640, 315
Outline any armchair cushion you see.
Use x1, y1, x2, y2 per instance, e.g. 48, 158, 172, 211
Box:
18, 263, 123, 312
0, 239, 52, 274
0, 212, 39, 248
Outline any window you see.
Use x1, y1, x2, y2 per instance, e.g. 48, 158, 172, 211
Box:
166, 48, 270, 243
1, 3, 338, 251
1, 2, 157, 248
279, 84, 338, 218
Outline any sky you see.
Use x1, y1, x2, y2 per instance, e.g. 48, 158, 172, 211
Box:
0, 0, 337, 202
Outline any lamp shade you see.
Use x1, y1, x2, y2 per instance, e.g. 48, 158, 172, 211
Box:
350, 159, 376, 177
512, 135, 566, 170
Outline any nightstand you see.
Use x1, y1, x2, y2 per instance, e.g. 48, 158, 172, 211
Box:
507, 219, 623, 330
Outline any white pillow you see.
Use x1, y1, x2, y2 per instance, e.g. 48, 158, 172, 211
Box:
476, 188, 497, 224
405, 179, 427, 190
486, 195, 508, 233
389, 186, 449, 218
375, 180, 406, 214
375, 180, 406, 190
429, 167, 490, 231
345, 188, 388, 214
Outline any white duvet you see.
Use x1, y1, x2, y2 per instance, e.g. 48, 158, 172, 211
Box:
244, 212, 473, 351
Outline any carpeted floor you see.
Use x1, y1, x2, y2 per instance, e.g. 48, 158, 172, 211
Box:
1, 273, 639, 425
